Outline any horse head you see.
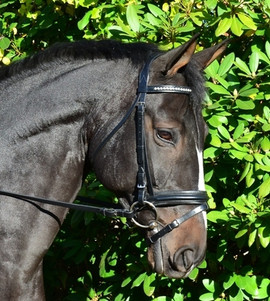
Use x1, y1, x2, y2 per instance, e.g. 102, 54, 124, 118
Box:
91, 36, 228, 278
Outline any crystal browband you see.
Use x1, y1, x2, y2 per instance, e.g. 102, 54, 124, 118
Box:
139, 85, 192, 94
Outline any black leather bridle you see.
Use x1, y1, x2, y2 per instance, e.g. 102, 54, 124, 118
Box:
0, 53, 208, 244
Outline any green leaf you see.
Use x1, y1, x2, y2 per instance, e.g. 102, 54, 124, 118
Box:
266, 41, 270, 60
204, 147, 222, 158
218, 125, 231, 140
259, 176, 270, 198
230, 141, 248, 152
203, 279, 215, 292
239, 162, 251, 182
205, 59, 219, 78
207, 210, 229, 223
238, 88, 258, 98
126, 5, 140, 32
0, 37, 11, 50
145, 13, 161, 26
205, 0, 217, 9
147, 4, 165, 17
249, 52, 259, 73
262, 123, 270, 132
233, 123, 245, 140
229, 289, 244, 301
257, 279, 270, 299
231, 203, 251, 214
231, 15, 244, 36
132, 272, 146, 288
261, 136, 270, 152
218, 53, 235, 76
198, 260, 207, 269
121, 276, 132, 287
244, 276, 259, 296
235, 58, 251, 75
143, 273, 156, 297
188, 267, 199, 280
237, 12, 257, 30
223, 274, 236, 290
236, 131, 256, 143
77, 10, 92, 30
235, 228, 248, 239
246, 164, 255, 187
208, 115, 228, 127
258, 227, 270, 248
230, 149, 246, 160
207, 82, 231, 95
244, 154, 254, 162
248, 228, 257, 247
235, 275, 247, 289
210, 135, 221, 147
99, 248, 115, 278
235, 99, 255, 110
215, 17, 232, 36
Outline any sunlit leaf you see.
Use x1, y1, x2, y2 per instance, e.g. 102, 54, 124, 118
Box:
259, 176, 270, 198
218, 52, 235, 76
218, 125, 231, 140
258, 227, 270, 248
237, 12, 257, 30
232, 203, 251, 214
126, 4, 140, 32
215, 17, 232, 36
248, 228, 257, 247
77, 10, 92, 30
235, 57, 251, 75
207, 211, 229, 223
231, 15, 243, 36
235, 99, 255, 110
147, 3, 165, 17
143, 273, 156, 296
249, 51, 259, 73
0, 37, 11, 50
203, 279, 215, 292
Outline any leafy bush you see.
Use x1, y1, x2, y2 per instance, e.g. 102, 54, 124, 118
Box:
1, 0, 269, 300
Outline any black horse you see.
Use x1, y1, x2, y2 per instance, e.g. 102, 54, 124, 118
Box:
0, 35, 227, 300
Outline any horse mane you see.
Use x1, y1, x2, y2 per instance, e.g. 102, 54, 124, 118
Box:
0, 40, 159, 80
0, 39, 205, 107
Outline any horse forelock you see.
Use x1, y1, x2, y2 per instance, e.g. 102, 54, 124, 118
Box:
0, 40, 159, 80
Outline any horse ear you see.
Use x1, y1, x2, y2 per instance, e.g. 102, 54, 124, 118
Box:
192, 39, 230, 70
154, 34, 200, 77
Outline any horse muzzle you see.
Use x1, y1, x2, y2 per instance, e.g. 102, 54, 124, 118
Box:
131, 190, 208, 278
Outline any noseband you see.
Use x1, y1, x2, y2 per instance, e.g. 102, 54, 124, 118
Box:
0, 53, 208, 244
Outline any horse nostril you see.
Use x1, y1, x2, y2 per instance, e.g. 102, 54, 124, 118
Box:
172, 247, 195, 272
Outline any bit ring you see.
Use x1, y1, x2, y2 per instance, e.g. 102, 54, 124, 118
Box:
130, 201, 158, 229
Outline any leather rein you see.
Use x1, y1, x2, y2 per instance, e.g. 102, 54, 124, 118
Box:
0, 53, 208, 244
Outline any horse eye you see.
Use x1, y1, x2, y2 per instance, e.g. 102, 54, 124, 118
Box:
157, 130, 173, 142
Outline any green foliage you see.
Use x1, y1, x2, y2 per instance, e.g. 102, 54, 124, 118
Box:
1, 0, 270, 300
